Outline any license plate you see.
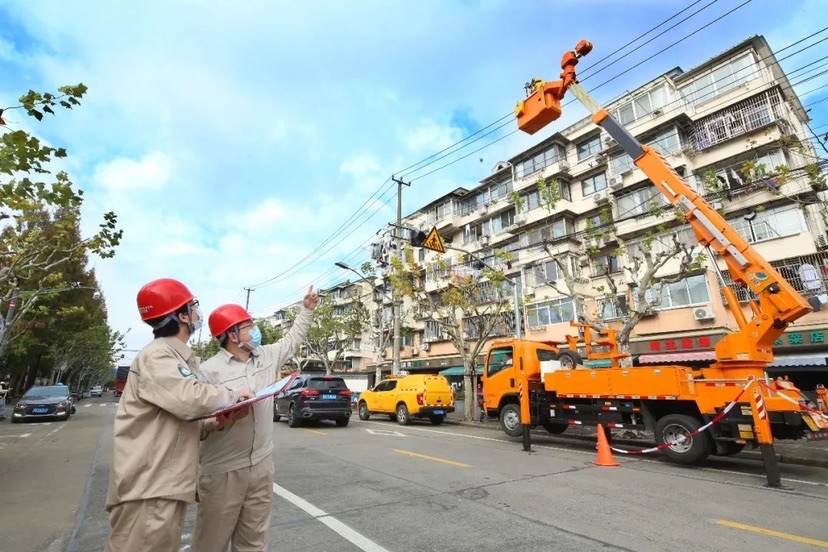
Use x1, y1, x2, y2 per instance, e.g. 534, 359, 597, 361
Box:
433, 410, 444, 415
33, 408, 48, 414
322, 394, 337, 400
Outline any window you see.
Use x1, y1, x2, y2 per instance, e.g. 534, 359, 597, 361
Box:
490, 180, 512, 201
648, 274, 709, 309
515, 145, 561, 178
487, 347, 514, 377
592, 255, 620, 277
612, 83, 670, 124
679, 52, 758, 107
520, 219, 574, 247
491, 209, 515, 233
729, 204, 804, 244
692, 90, 781, 150
424, 318, 451, 342
700, 149, 788, 192
530, 261, 559, 285
577, 136, 601, 161
582, 172, 607, 196
598, 295, 629, 319
627, 228, 696, 260
617, 186, 666, 218
401, 335, 413, 347
526, 298, 576, 328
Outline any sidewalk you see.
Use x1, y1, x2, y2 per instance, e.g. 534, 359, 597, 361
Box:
448, 400, 828, 469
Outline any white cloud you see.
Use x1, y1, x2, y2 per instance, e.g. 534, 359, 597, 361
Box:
92, 152, 172, 191
401, 121, 463, 152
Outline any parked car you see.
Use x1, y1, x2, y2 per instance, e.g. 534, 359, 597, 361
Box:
357, 373, 454, 425
89, 385, 103, 398
12, 385, 74, 422
274, 375, 352, 428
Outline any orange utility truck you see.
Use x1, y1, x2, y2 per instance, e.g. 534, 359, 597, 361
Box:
482, 41, 828, 481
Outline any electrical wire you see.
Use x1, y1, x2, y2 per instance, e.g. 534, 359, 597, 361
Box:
246, 3, 805, 306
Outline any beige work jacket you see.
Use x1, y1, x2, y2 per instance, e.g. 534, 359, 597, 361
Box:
105, 336, 239, 509
198, 307, 312, 475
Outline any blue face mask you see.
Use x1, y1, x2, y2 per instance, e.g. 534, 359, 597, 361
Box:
246, 325, 262, 350
187, 306, 203, 335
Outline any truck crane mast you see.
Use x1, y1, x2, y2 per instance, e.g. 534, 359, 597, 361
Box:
516, 39, 812, 379
478, 40, 828, 486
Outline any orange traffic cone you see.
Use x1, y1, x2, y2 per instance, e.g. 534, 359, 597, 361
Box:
593, 424, 620, 467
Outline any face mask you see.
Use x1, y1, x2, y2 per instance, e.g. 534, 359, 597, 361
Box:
246, 325, 262, 350
188, 306, 203, 335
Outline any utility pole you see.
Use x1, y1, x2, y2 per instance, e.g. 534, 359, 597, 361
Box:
391, 175, 411, 375
244, 287, 253, 311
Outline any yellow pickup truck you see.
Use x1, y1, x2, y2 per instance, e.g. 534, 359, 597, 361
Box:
357, 373, 455, 425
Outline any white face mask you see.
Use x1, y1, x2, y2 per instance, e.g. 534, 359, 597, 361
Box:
190, 306, 203, 334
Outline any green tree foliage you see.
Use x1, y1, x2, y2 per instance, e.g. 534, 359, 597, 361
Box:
392, 246, 514, 420
1, 84, 122, 362
299, 292, 369, 376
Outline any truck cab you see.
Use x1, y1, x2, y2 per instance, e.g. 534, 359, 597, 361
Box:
482, 339, 576, 437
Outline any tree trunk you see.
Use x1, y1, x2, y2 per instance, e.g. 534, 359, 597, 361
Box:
462, 357, 475, 421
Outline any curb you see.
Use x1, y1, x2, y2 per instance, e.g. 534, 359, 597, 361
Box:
443, 418, 828, 469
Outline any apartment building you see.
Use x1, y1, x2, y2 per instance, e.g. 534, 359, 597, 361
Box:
373, 35, 828, 387
272, 35, 828, 389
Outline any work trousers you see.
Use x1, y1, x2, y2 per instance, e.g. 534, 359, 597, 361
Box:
193, 457, 274, 552
105, 497, 188, 552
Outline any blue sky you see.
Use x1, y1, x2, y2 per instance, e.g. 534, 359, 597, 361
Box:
1, 0, 826, 363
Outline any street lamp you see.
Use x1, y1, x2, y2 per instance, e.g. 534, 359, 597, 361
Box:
335, 261, 399, 380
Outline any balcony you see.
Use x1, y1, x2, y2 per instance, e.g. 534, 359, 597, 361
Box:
690, 89, 784, 152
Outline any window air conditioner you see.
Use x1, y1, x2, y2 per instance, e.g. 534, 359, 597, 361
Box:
608, 175, 624, 190
593, 191, 609, 205
411, 347, 420, 356
422, 342, 431, 352
594, 152, 606, 163
693, 306, 715, 321
603, 135, 616, 147
523, 286, 535, 297
558, 159, 570, 172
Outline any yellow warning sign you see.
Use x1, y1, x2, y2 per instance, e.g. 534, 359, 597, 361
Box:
422, 226, 446, 253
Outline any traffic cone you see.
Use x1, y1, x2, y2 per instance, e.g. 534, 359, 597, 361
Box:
593, 424, 620, 467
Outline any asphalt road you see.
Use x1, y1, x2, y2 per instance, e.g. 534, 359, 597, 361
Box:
3, 399, 828, 551
0, 395, 118, 552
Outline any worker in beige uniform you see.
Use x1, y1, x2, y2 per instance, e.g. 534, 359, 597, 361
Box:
193, 285, 318, 552
105, 278, 253, 552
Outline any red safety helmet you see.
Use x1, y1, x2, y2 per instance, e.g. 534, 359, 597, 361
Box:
136, 278, 195, 321
209, 304, 253, 338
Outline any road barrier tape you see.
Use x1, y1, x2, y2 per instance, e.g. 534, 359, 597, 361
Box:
759, 381, 828, 421
609, 379, 752, 455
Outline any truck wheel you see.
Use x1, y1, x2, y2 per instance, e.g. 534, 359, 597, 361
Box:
335, 418, 350, 427
555, 350, 583, 369
499, 403, 523, 437
396, 403, 411, 425
542, 421, 567, 434
655, 414, 709, 464
287, 404, 302, 428
358, 402, 370, 421
429, 415, 444, 425
273, 407, 281, 423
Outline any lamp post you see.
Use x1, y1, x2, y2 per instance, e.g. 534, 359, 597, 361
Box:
335, 261, 398, 382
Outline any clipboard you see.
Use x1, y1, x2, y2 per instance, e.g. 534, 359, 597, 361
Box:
189, 371, 299, 422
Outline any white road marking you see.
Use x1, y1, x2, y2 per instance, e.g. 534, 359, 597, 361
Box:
388, 423, 828, 487
0, 433, 31, 439
84, 403, 92, 408
99, 403, 107, 407
273, 483, 390, 552
364, 428, 406, 437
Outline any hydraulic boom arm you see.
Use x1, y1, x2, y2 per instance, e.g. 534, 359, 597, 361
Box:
516, 40, 812, 378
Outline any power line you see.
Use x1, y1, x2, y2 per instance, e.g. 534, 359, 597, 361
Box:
245, 2, 782, 303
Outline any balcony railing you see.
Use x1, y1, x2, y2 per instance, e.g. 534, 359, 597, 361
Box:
721, 251, 828, 303
691, 89, 784, 151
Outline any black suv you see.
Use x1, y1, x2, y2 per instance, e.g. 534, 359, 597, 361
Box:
273, 375, 352, 428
